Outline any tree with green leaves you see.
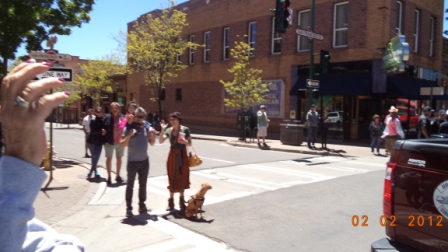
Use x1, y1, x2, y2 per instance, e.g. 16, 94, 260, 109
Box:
123, 5, 200, 116
220, 38, 269, 113
0, 0, 94, 78
74, 54, 126, 107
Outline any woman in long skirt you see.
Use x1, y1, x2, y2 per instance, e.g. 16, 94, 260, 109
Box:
159, 112, 191, 211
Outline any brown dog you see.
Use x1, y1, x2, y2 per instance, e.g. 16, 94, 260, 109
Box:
185, 183, 212, 219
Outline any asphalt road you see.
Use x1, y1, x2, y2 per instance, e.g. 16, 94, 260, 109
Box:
45, 127, 387, 252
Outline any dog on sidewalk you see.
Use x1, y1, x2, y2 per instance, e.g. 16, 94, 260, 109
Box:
185, 183, 212, 219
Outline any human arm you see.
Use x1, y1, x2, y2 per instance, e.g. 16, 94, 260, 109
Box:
120, 128, 134, 148
0, 61, 83, 251
159, 122, 169, 144
82, 118, 87, 134
421, 119, 429, 138
148, 127, 156, 146
177, 126, 192, 146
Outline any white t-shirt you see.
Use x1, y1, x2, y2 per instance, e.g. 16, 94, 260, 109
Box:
82, 115, 95, 133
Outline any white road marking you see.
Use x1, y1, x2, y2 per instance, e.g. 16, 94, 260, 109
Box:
244, 164, 329, 179
144, 218, 237, 252
193, 171, 277, 190
199, 170, 286, 187
200, 156, 236, 164
346, 161, 385, 168
318, 165, 368, 172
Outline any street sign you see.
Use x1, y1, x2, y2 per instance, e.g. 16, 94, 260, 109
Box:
296, 28, 323, 40
287, 8, 293, 25
306, 79, 320, 88
29, 51, 72, 62
420, 87, 444, 96
35, 67, 73, 82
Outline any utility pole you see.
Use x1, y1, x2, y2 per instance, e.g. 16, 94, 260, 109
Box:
307, 0, 315, 111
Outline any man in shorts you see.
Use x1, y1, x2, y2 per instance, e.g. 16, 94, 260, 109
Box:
257, 105, 269, 147
103, 102, 125, 185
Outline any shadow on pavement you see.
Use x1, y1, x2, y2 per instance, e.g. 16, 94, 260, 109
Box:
53, 159, 84, 169
121, 212, 159, 226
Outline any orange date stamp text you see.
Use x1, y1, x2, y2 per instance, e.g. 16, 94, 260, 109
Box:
351, 215, 443, 227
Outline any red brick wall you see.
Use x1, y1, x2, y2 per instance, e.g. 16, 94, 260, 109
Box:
126, 0, 443, 135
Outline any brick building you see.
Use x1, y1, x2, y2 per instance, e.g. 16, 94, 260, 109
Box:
127, 0, 445, 140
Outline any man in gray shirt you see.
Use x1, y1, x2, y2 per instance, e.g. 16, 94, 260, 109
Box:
306, 104, 319, 149
120, 107, 156, 217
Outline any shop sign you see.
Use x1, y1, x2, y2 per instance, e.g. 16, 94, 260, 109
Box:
383, 35, 409, 74
222, 79, 285, 118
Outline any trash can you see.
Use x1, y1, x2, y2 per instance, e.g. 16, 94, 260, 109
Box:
280, 122, 304, 145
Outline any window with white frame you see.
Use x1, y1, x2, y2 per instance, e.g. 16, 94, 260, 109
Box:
248, 22, 256, 57
414, 10, 420, 53
223, 27, 230, 60
189, 35, 195, 64
297, 10, 311, 51
204, 31, 211, 62
396, 1, 403, 35
333, 2, 349, 48
272, 17, 282, 54
429, 16, 435, 57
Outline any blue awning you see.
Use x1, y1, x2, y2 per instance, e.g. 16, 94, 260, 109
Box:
387, 76, 448, 100
289, 73, 372, 96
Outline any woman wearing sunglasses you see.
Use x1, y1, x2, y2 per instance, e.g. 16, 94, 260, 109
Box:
86, 107, 106, 181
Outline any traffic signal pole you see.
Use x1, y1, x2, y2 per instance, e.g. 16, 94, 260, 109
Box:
307, 0, 315, 112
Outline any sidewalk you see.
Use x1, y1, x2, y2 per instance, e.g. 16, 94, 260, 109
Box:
37, 123, 382, 251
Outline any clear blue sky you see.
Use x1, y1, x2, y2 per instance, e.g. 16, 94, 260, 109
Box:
16, 0, 448, 60
16, 0, 188, 60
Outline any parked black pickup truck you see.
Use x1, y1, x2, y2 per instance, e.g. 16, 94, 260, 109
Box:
371, 138, 448, 252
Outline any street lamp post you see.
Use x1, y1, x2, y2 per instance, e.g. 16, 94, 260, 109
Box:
307, 0, 315, 111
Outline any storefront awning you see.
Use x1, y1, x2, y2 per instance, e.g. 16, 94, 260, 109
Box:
289, 73, 371, 96
387, 76, 448, 100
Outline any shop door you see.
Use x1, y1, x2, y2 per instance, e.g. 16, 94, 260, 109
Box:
358, 98, 372, 141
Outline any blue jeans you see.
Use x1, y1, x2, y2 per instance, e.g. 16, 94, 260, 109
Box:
87, 143, 102, 177
370, 136, 380, 152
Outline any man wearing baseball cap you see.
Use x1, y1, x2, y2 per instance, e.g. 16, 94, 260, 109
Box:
257, 105, 270, 147
417, 106, 432, 139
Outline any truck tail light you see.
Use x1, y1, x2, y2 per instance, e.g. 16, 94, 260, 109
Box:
383, 162, 396, 217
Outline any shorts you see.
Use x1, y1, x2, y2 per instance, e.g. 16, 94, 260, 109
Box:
104, 143, 125, 158
257, 126, 267, 137
85, 132, 90, 141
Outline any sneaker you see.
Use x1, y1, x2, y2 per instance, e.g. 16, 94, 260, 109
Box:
263, 143, 268, 147
107, 177, 112, 185
84, 154, 91, 158
116, 176, 124, 183
85, 174, 92, 180
126, 209, 133, 218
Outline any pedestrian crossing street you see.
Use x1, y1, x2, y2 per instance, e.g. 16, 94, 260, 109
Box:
91, 156, 386, 213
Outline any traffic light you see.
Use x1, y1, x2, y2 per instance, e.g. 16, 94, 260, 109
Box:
274, 0, 291, 33
298, 89, 307, 98
312, 89, 319, 99
320, 50, 331, 74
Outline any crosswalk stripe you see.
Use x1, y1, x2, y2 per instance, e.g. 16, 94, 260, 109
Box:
200, 156, 236, 164
193, 171, 277, 190
318, 165, 368, 172
244, 164, 329, 179
346, 161, 385, 168
199, 170, 285, 187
